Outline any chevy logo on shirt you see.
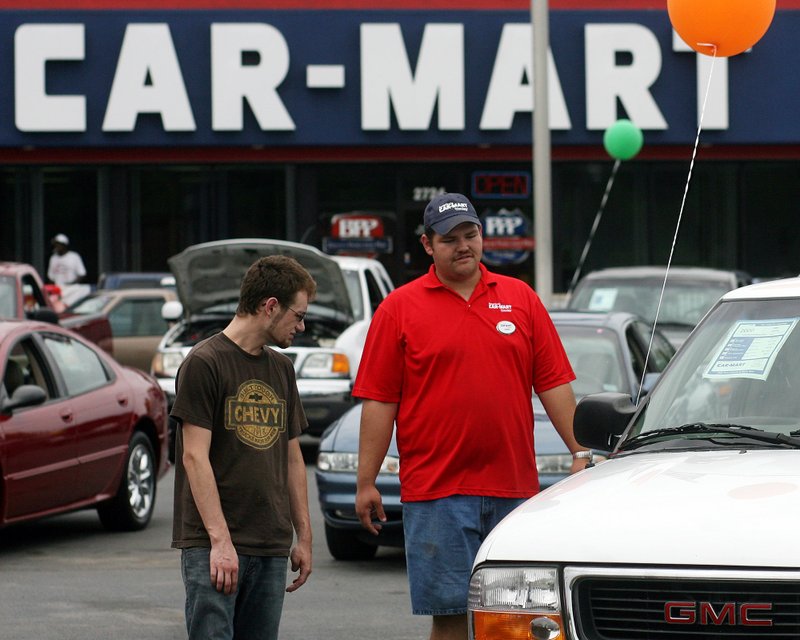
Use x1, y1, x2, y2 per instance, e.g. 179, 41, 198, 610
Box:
225, 379, 286, 450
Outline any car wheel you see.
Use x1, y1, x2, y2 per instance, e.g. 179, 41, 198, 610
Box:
324, 522, 378, 560
97, 432, 157, 532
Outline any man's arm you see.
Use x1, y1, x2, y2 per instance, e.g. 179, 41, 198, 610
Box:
182, 423, 239, 594
286, 437, 312, 593
355, 399, 398, 535
538, 383, 589, 472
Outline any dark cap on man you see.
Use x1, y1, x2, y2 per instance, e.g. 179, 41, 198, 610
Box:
423, 192, 482, 235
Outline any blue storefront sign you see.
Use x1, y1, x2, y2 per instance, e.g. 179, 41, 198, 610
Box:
1, 7, 799, 148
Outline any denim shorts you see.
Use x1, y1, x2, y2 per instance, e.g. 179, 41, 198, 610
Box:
181, 547, 288, 640
403, 495, 526, 616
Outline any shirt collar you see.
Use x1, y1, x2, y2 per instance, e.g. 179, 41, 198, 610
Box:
421, 262, 498, 290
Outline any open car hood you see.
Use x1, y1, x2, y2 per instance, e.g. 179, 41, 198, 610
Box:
168, 238, 352, 319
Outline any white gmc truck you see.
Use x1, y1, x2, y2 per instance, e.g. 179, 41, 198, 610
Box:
468, 277, 800, 640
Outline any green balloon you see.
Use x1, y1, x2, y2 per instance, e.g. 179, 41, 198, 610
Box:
603, 119, 644, 160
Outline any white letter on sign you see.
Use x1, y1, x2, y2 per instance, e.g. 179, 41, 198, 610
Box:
672, 30, 729, 130
340, 219, 379, 238
15, 24, 86, 132
103, 24, 196, 131
486, 216, 523, 235
585, 24, 667, 130
480, 24, 571, 130
211, 23, 295, 131
361, 23, 464, 131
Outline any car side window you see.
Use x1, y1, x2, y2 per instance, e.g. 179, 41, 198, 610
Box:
629, 322, 676, 375
626, 326, 647, 382
4, 338, 55, 400
364, 271, 385, 317
647, 328, 676, 371
21, 274, 49, 313
109, 298, 168, 337
42, 334, 110, 396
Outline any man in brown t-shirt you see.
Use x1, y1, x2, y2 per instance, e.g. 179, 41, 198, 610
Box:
171, 255, 315, 640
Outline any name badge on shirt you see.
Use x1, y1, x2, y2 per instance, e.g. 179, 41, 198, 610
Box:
496, 321, 516, 335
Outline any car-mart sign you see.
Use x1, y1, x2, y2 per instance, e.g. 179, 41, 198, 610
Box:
1, 8, 798, 147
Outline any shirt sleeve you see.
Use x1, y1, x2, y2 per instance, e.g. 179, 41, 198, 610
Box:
170, 352, 219, 430
74, 253, 86, 279
352, 303, 405, 403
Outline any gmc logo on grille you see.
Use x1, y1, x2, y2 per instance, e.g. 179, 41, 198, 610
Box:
664, 601, 773, 626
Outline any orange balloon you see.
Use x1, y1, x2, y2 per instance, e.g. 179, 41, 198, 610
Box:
668, 0, 776, 58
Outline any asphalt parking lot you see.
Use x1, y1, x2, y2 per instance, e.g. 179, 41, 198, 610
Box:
0, 449, 429, 640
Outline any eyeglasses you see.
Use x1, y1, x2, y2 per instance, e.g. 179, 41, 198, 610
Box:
283, 303, 307, 324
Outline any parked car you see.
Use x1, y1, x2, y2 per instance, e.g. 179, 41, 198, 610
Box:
66, 288, 178, 371
316, 403, 401, 560
97, 271, 176, 290
151, 239, 393, 438
535, 310, 676, 486
316, 310, 676, 561
0, 261, 113, 355
0, 319, 170, 531
468, 277, 800, 640
567, 265, 752, 348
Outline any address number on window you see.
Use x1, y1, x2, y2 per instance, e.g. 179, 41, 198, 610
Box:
412, 187, 446, 202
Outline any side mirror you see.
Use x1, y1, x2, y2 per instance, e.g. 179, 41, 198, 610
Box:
2, 384, 47, 413
27, 308, 60, 325
161, 300, 184, 322
574, 392, 637, 452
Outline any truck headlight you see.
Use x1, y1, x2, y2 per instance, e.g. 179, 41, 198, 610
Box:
299, 352, 351, 379
151, 351, 185, 378
468, 566, 564, 640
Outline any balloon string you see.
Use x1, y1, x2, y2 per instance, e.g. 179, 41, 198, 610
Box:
567, 158, 621, 296
636, 45, 718, 405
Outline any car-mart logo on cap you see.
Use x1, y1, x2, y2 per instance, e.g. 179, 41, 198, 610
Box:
439, 201, 469, 213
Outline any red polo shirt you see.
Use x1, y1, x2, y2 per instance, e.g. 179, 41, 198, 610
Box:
353, 264, 574, 502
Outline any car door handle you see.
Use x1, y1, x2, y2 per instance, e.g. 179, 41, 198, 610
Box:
117, 394, 129, 407
60, 410, 73, 422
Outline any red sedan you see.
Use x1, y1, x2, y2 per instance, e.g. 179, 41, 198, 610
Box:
0, 319, 170, 531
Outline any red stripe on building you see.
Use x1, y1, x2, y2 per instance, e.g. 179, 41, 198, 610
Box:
3, 145, 800, 165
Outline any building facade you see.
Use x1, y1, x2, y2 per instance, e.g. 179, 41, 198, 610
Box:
2, 0, 800, 290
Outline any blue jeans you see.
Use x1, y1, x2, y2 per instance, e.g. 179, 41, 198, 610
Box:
181, 547, 288, 640
403, 495, 526, 616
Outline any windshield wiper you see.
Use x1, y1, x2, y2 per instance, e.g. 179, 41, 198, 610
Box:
619, 422, 800, 451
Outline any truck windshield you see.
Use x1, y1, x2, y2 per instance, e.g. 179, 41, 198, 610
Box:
629, 297, 800, 442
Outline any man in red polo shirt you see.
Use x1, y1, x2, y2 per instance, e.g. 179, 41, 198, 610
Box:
354, 192, 589, 640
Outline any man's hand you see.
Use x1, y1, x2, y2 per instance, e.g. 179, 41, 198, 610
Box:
355, 484, 386, 536
286, 539, 312, 593
210, 539, 239, 595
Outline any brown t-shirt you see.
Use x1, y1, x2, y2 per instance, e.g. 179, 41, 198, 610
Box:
171, 332, 306, 556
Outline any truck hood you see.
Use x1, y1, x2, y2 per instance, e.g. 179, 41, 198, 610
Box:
476, 449, 800, 568
168, 238, 352, 318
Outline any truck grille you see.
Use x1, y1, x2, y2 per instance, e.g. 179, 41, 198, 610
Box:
572, 576, 800, 639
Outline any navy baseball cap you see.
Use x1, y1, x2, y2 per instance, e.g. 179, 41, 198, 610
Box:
423, 192, 481, 235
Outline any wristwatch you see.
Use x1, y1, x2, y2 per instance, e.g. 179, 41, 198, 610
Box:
572, 450, 593, 461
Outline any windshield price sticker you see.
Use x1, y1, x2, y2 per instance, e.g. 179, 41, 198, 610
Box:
704, 318, 799, 380
587, 288, 618, 311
